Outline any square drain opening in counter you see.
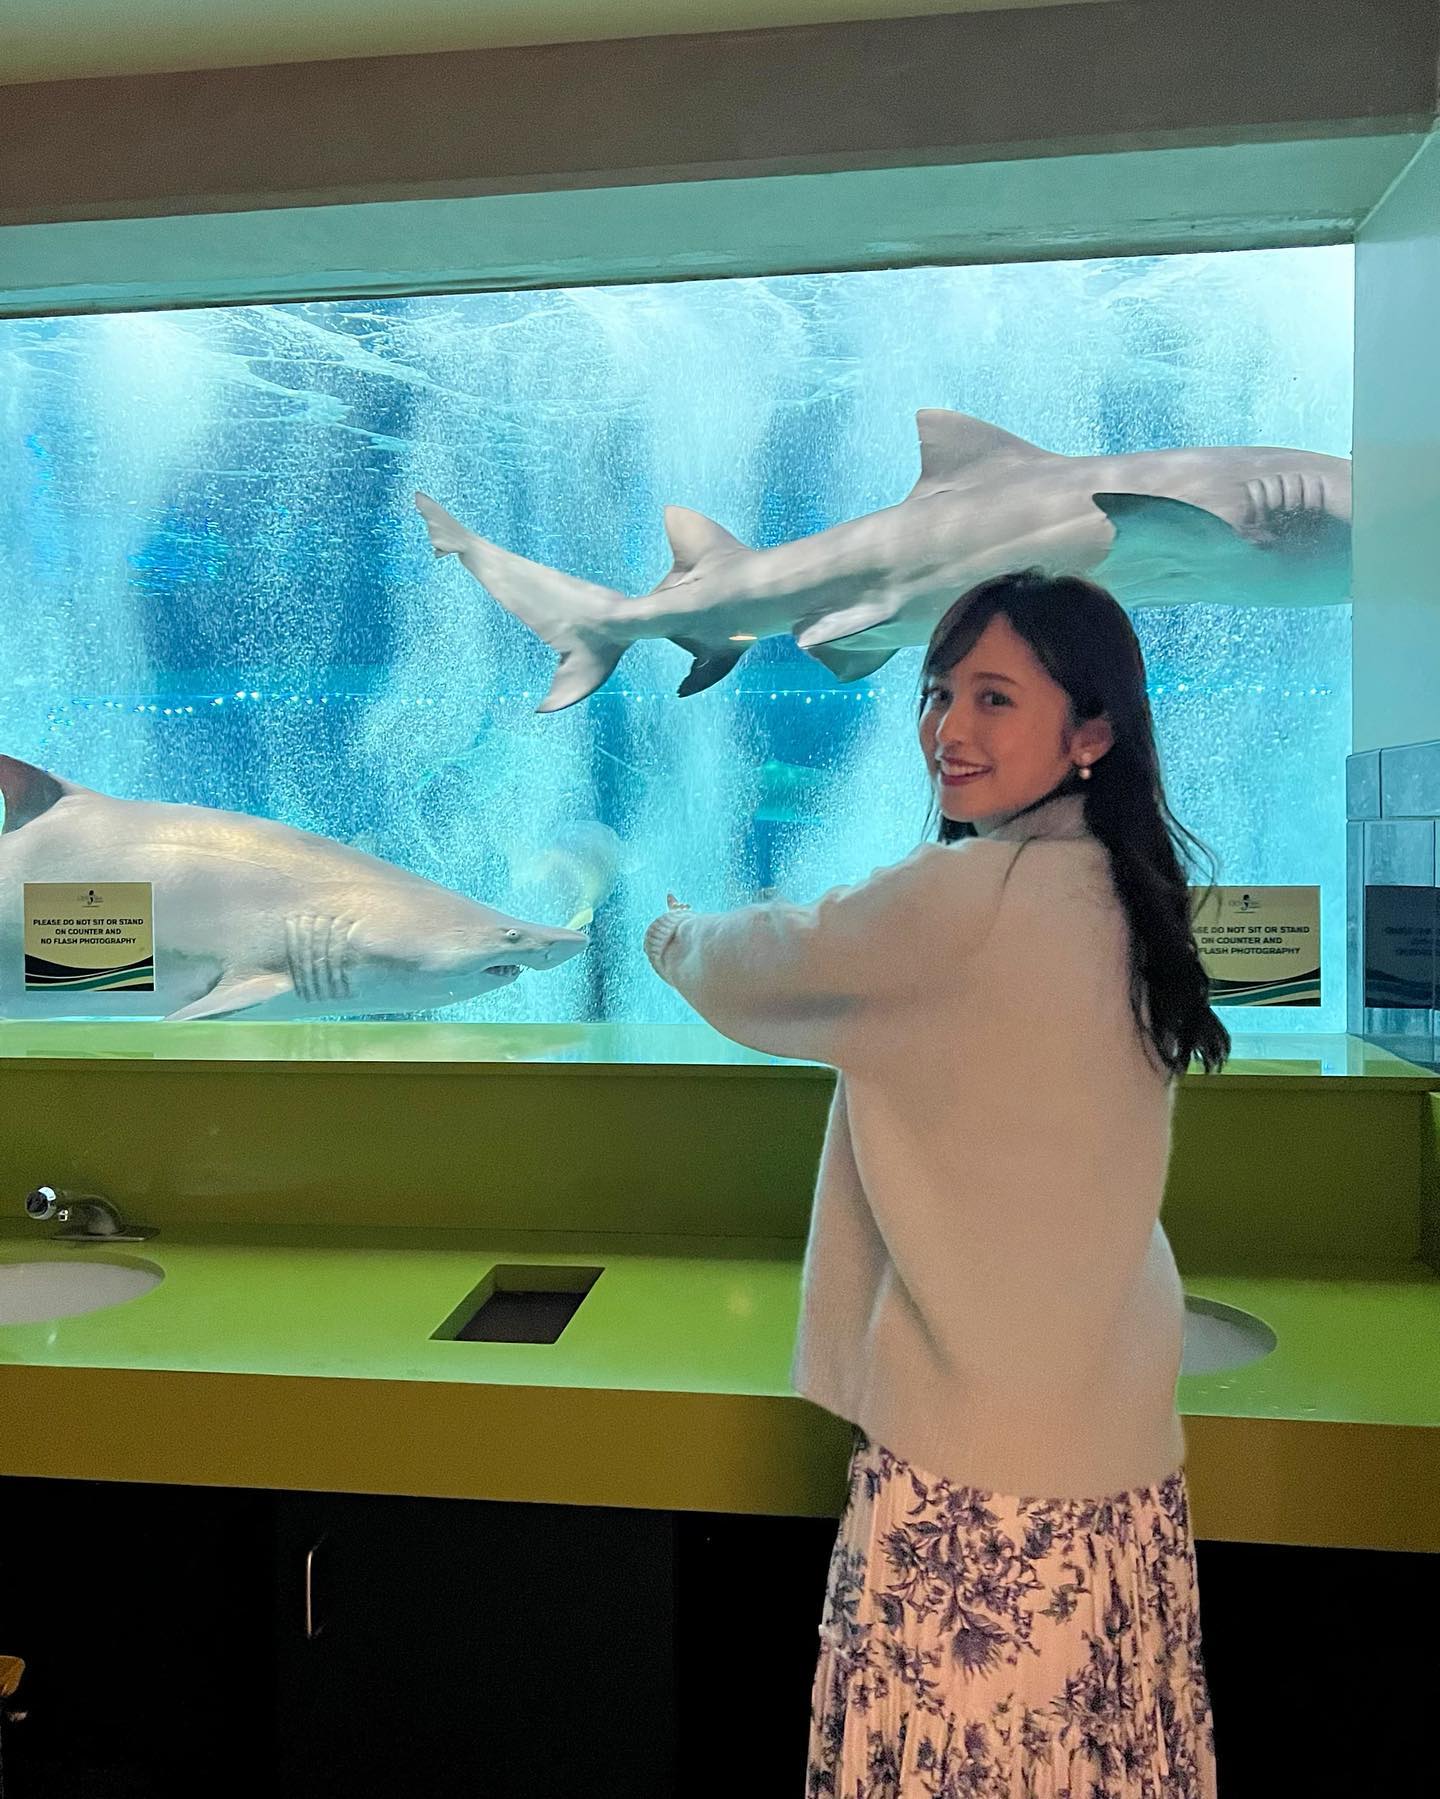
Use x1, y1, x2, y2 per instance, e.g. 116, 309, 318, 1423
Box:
432, 1265, 604, 1344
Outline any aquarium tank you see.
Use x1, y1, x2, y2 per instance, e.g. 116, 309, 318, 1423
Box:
0, 244, 1354, 1053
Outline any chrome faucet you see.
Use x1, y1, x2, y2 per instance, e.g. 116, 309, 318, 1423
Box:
24, 1186, 156, 1243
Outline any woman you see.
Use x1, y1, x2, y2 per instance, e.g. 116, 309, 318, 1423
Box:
644, 568, 1226, 1797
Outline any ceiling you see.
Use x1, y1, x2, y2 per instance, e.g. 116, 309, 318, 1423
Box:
2, 134, 1404, 321
0, 0, 1123, 87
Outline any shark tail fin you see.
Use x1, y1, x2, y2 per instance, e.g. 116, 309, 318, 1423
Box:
415, 493, 629, 712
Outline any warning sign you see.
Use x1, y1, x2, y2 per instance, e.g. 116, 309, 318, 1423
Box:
1190, 884, 1321, 1007
23, 882, 155, 994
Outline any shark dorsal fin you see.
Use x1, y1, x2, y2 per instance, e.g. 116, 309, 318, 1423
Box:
661, 507, 746, 579
909, 410, 1054, 498
0, 756, 84, 834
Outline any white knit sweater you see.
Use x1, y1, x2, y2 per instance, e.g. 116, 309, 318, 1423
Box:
644, 790, 1189, 1501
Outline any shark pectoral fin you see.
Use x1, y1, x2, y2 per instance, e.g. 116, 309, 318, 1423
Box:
795, 600, 899, 650
803, 641, 899, 682
906, 409, 1055, 498
674, 640, 744, 697
1090, 492, 1249, 599
166, 970, 295, 1022
1093, 491, 1245, 545
565, 906, 594, 931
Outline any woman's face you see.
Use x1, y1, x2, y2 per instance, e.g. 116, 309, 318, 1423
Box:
919, 612, 1112, 830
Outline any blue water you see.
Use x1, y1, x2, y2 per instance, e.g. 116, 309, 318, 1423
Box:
0, 245, 1354, 1030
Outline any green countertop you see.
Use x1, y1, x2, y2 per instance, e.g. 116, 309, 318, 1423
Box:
1, 1224, 1436, 1551
0, 1227, 805, 1393
0, 1225, 1433, 1426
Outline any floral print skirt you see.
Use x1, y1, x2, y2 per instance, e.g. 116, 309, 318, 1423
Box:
806, 1430, 1217, 1798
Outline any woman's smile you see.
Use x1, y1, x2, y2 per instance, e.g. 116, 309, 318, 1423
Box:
938, 760, 993, 787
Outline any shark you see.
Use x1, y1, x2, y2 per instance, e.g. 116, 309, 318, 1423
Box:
415, 408, 1352, 712
0, 756, 587, 1020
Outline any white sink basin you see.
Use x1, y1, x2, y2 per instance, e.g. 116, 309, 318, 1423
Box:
1182, 1294, 1276, 1376
0, 1258, 163, 1326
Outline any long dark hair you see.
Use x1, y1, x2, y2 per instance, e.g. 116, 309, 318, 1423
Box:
922, 568, 1230, 1078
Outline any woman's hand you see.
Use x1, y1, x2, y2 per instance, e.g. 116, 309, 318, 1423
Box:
644, 895, 691, 975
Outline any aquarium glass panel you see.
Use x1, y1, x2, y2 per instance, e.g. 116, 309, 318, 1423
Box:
0, 245, 1353, 1046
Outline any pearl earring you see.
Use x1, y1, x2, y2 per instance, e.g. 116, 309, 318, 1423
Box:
1077, 760, 1092, 780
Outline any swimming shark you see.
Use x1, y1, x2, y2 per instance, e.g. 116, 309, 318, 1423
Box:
416, 408, 1351, 711
0, 756, 587, 1020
